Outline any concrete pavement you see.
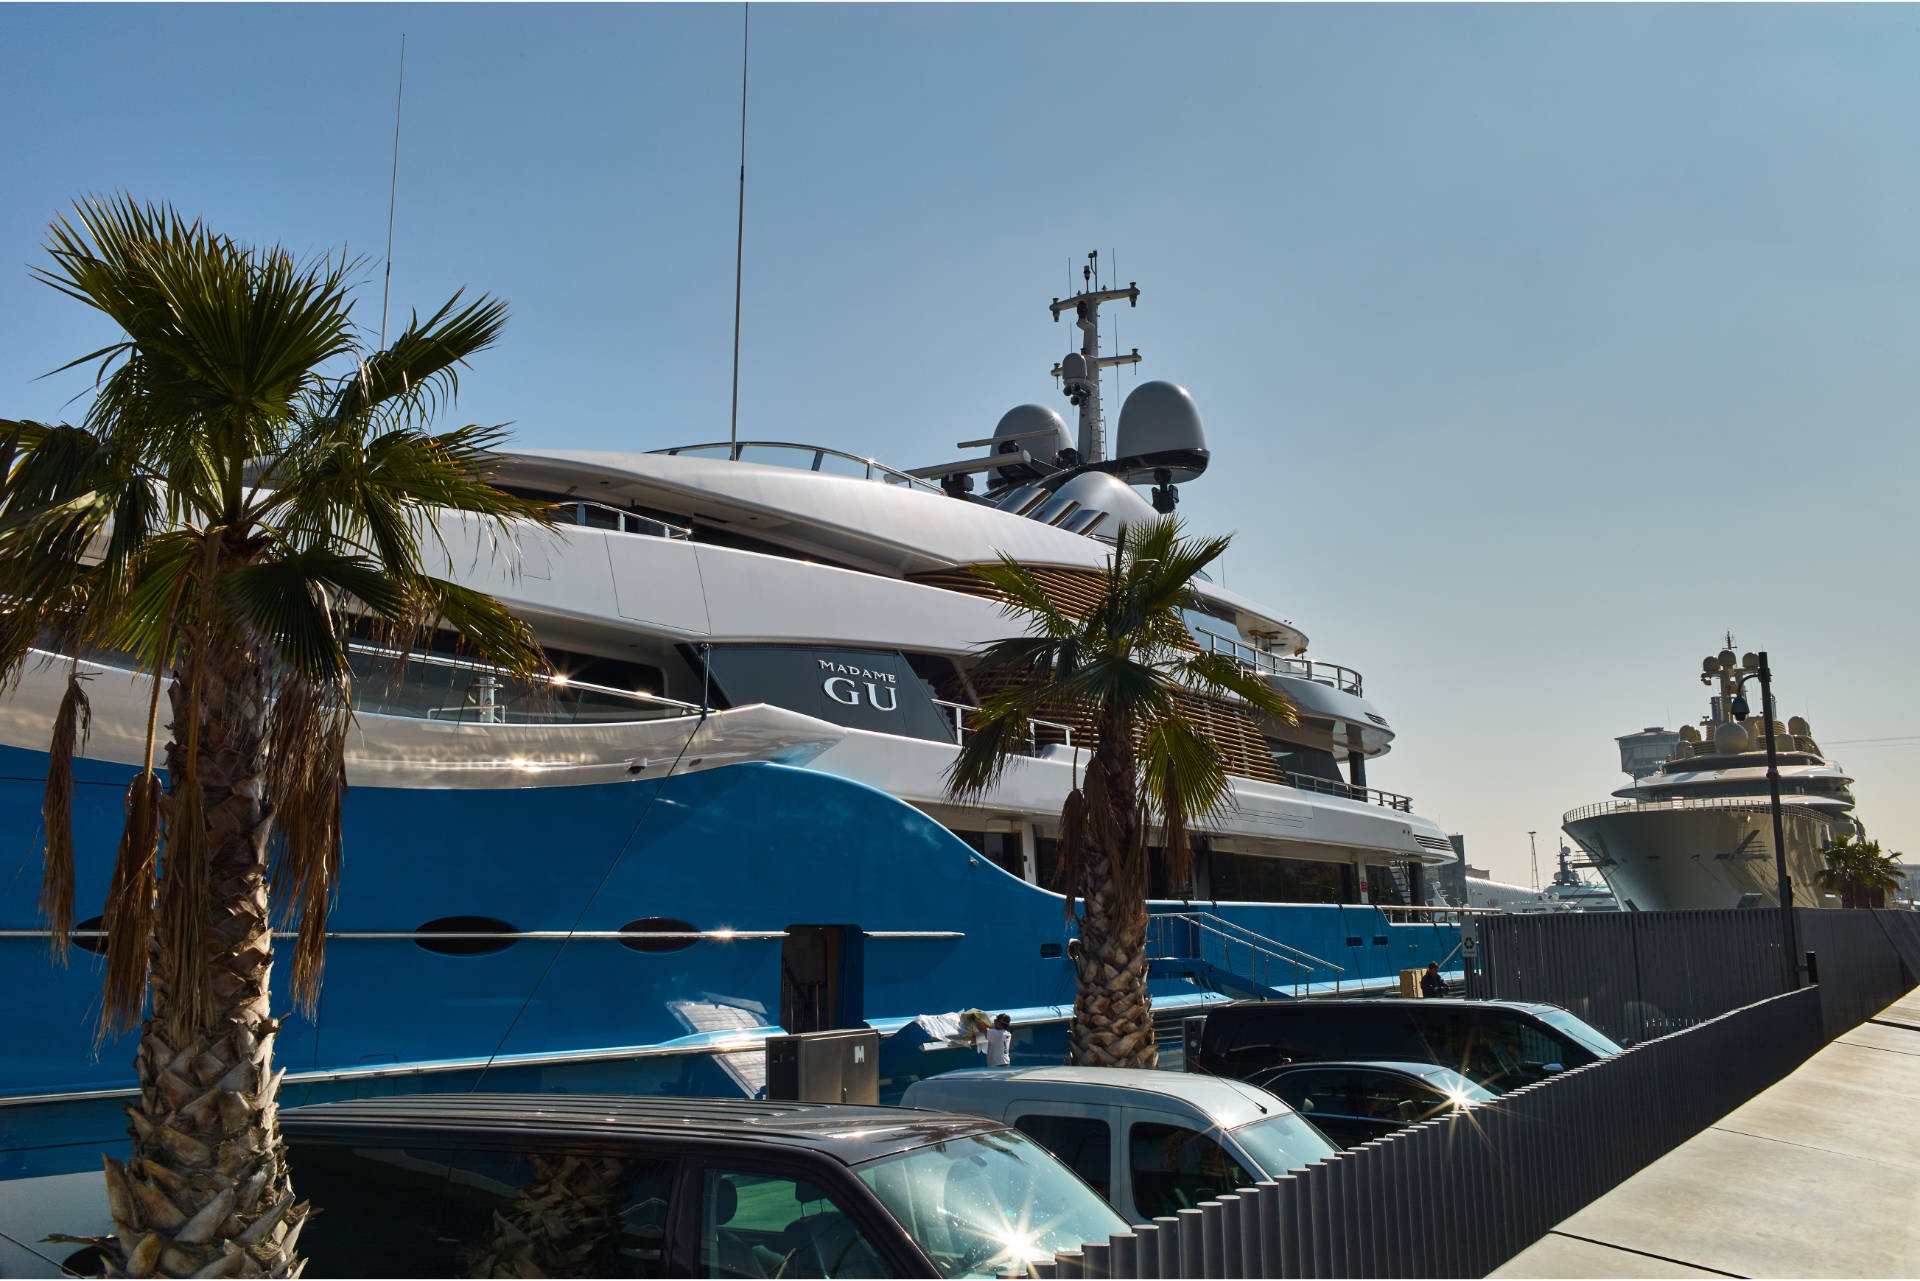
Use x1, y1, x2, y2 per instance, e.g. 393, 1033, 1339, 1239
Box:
1493, 985, 1920, 1279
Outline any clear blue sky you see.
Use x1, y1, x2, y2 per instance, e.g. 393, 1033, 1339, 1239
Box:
4, 4, 1915, 886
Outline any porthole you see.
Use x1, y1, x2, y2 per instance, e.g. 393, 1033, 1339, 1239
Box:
619, 917, 699, 954
414, 916, 519, 955
71, 915, 108, 956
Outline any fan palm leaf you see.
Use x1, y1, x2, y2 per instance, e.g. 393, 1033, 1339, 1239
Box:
945, 514, 1294, 1067
5, 194, 553, 1277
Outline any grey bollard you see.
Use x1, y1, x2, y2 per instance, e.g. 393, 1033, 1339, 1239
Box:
1082, 1241, 1111, 1279
1306, 1161, 1333, 1279
1107, 1232, 1138, 1280
1055, 1249, 1085, 1279
1032, 1261, 1059, 1280
1234, 1187, 1263, 1276
1153, 1216, 1182, 1279
1197, 1201, 1225, 1278
1128, 1223, 1160, 1280
1251, 1181, 1282, 1276
1216, 1195, 1244, 1277
1351, 1143, 1382, 1279
1274, 1175, 1304, 1279
1294, 1167, 1319, 1278
1177, 1207, 1206, 1278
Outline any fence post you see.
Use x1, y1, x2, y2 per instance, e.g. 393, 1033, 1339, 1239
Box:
1153, 1216, 1181, 1279
1236, 1186, 1265, 1276
1106, 1232, 1137, 1280
1055, 1248, 1085, 1279
1082, 1240, 1111, 1279
1273, 1175, 1303, 1279
1128, 1223, 1159, 1281
1177, 1207, 1206, 1278
1217, 1195, 1244, 1277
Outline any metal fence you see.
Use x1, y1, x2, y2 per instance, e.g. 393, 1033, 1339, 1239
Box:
1030, 987, 1824, 1279
1466, 907, 1916, 1043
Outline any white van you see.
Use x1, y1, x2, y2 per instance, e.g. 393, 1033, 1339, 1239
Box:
901, 1066, 1336, 1225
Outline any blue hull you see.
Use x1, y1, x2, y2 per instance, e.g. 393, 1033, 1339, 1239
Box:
0, 744, 1459, 1181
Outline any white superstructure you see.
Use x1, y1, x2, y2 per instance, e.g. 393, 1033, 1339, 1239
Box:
1563, 643, 1861, 911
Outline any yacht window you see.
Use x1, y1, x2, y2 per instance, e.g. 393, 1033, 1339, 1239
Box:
414, 916, 519, 956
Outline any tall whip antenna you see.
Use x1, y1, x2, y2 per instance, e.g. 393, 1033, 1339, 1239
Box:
729, 4, 750, 446
379, 33, 407, 350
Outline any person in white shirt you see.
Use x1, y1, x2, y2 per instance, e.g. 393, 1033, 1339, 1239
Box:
985, 1013, 1013, 1066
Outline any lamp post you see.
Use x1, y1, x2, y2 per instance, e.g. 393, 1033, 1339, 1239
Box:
1733, 651, 1798, 989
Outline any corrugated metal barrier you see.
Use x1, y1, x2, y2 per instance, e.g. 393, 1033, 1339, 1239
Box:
1032, 987, 1823, 1279
1466, 908, 1915, 1043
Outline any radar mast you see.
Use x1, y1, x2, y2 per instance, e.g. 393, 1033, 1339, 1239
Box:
1050, 251, 1141, 463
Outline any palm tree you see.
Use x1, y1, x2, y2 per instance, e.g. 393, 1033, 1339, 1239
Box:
945, 515, 1294, 1068
3, 196, 551, 1277
1814, 836, 1906, 909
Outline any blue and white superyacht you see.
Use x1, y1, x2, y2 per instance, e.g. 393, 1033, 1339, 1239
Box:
0, 275, 1460, 1230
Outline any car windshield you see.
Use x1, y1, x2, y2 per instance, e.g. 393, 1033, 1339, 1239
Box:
1412, 1067, 1497, 1104
1226, 1112, 1337, 1175
855, 1130, 1126, 1278
1533, 1008, 1624, 1058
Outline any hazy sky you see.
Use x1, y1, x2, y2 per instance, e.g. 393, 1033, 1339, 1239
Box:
3, 4, 1915, 887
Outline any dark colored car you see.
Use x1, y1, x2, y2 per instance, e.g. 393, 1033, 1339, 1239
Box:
280, 1094, 1128, 1278
1189, 998, 1623, 1093
1247, 1061, 1495, 1148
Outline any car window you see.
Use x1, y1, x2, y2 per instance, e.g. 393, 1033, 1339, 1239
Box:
697, 1167, 888, 1279
1128, 1122, 1255, 1220
1533, 1008, 1623, 1058
293, 1142, 676, 1278
1268, 1069, 1358, 1118
1347, 1070, 1448, 1124
856, 1131, 1124, 1278
1013, 1114, 1112, 1200
440, 1147, 676, 1278
290, 1144, 460, 1277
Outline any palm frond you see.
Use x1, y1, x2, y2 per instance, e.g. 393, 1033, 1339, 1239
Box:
39, 662, 91, 962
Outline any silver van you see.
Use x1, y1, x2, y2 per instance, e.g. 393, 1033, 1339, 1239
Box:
901, 1066, 1336, 1225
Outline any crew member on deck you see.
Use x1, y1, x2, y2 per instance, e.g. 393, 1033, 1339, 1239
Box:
1421, 962, 1449, 998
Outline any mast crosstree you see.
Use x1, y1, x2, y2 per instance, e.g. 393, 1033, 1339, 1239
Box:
1050, 250, 1141, 463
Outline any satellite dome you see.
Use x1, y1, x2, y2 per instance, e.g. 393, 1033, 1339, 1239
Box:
1679, 724, 1702, 743
1788, 716, 1811, 738
1060, 352, 1091, 382
1113, 380, 1208, 481
1052, 470, 1160, 533
1713, 721, 1751, 755
990, 404, 1072, 485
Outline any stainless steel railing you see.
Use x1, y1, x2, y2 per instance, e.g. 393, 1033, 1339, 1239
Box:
552, 498, 691, 540
1563, 792, 1845, 825
929, 698, 1075, 752
1277, 769, 1415, 813
652, 440, 947, 495
1191, 627, 1364, 696
1148, 910, 1345, 997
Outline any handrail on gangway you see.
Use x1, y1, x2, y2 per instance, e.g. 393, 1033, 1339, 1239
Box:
1148, 910, 1346, 998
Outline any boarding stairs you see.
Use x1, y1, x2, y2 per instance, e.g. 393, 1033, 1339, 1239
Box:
1145, 911, 1345, 1001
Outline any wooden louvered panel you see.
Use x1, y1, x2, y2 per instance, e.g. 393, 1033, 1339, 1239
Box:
909, 564, 1200, 651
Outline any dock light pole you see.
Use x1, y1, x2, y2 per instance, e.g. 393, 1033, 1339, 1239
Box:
1734, 651, 1798, 990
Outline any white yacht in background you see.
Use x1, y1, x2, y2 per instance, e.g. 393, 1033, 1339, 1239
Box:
1562, 643, 1861, 911
1542, 841, 1619, 912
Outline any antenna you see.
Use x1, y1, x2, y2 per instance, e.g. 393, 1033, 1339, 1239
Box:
379, 34, 407, 350
728, 3, 749, 448
1048, 249, 1141, 462
1528, 831, 1540, 893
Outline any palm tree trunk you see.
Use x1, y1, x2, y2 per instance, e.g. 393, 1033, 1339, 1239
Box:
1069, 855, 1158, 1068
1069, 738, 1157, 1069
102, 631, 308, 1278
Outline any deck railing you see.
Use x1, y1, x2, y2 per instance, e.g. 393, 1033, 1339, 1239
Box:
1147, 911, 1345, 996
1563, 792, 1844, 825
1277, 769, 1413, 813
652, 440, 947, 494
1190, 628, 1363, 697
552, 498, 691, 540
930, 698, 1076, 753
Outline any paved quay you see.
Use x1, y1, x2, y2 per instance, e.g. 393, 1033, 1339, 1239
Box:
1493, 985, 1920, 1279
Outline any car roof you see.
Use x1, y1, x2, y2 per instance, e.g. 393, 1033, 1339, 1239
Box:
902, 1066, 1290, 1129
1214, 998, 1562, 1016
1257, 1060, 1479, 1083
280, 1094, 1005, 1166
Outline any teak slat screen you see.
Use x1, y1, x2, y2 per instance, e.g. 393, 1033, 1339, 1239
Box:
911, 564, 1279, 784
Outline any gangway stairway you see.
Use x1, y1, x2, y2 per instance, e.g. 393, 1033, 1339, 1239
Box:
1145, 911, 1344, 1001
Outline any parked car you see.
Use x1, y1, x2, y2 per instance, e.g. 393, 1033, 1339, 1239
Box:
1189, 998, 1623, 1093
899, 1066, 1337, 1224
1246, 1061, 1494, 1148
278, 1093, 1129, 1278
